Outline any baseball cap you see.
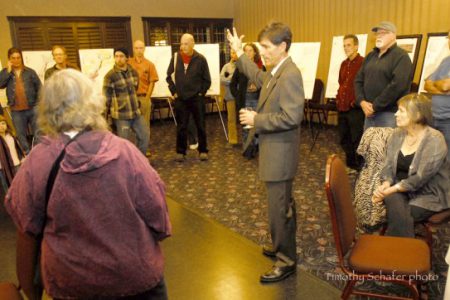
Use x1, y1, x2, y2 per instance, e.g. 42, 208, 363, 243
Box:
371, 21, 397, 34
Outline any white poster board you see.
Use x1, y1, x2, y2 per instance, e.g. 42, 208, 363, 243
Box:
79, 48, 114, 95
22, 50, 53, 84
325, 34, 368, 98
194, 44, 220, 96
419, 34, 450, 93
144, 46, 172, 98
0, 60, 6, 107
289, 42, 321, 100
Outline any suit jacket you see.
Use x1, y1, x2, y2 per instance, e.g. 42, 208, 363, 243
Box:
237, 55, 305, 182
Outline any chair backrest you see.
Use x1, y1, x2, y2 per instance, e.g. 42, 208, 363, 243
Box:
310, 79, 324, 103
325, 154, 357, 261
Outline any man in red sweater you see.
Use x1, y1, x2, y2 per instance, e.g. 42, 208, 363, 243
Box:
336, 34, 364, 171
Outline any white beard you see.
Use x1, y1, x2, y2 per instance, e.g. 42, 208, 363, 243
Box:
375, 39, 384, 48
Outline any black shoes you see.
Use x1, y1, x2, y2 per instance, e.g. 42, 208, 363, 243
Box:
262, 244, 276, 258
260, 264, 296, 283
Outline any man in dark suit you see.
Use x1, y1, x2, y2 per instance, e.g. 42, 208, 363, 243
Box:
227, 22, 305, 283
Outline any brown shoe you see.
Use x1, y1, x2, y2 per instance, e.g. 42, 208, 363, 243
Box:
262, 244, 276, 257
260, 265, 296, 283
199, 152, 208, 161
175, 153, 186, 162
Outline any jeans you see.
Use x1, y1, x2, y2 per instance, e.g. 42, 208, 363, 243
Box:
53, 278, 168, 300
113, 116, 150, 155
434, 118, 450, 159
174, 95, 208, 154
11, 109, 36, 153
364, 111, 396, 131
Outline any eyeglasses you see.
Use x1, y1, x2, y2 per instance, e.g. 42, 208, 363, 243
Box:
375, 30, 390, 36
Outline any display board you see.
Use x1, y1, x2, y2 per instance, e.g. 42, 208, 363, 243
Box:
79, 48, 115, 95
419, 33, 450, 93
396, 34, 422, 75
144, 46, 172, 98
22, 50, 53, 84
145, 44, 220, 97
194, 43, 220, 96
244, 42, 321, 99
289, 42, 321, 100
325, 34, 368, 98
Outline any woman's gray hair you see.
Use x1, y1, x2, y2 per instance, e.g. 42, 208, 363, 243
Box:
397, 93, 433, 126
38, 69, 108, 136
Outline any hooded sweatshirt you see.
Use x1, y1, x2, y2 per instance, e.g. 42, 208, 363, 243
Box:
5, 130, 171, 298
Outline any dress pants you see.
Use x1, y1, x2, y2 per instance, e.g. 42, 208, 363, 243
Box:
225, 99, 238, 144
338, 107, 365, 170
265, 180, 297, 267
174, 95, 208, 154
138, 96, 152, 134
384, 192, 435, 237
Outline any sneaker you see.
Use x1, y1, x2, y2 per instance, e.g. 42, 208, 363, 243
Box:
189, 143, 198, 150
199, 152, 208, 161
175, 153, 186, 162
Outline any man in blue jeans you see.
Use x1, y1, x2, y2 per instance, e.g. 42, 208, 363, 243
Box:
103, 48, 149, 155
425, 31, 450, 159
0, 47, 41, 153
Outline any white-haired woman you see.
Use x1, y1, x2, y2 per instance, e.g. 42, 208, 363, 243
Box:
373, 93, 449, 237
5, 69, 171, 299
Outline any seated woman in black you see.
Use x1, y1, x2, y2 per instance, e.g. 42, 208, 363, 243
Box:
373, 93, 449, 237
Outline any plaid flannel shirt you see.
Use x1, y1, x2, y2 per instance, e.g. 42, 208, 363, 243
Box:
103, 65, 140, 120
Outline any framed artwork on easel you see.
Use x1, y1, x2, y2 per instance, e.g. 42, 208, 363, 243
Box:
396, 34, 423, 76
418, 32, 449, 92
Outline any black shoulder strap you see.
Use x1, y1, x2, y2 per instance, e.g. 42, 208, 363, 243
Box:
42, 132, 85, 232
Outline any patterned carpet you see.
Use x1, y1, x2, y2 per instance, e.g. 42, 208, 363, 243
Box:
148, 114, 448, 300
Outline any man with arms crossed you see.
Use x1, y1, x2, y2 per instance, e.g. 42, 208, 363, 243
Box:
355, 21, 412, 129
336, 35, 364, 171
228, 22, 304, 283
425, 30, 450, 159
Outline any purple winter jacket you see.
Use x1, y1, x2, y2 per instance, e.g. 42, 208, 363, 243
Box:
5, 130, 171, 298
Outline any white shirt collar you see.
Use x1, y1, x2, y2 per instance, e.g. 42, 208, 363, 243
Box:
270, 55, 289, 76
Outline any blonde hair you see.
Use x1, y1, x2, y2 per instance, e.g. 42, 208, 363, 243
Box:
38, 69, 108, 136
397, 93, 433, 126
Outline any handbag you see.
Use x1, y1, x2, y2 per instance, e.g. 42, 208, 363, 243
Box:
16, 132, 84, 300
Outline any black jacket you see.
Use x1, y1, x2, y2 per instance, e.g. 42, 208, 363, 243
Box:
355, 44, 412, 113
166, 50, 211, 100
230, 64, 266, 112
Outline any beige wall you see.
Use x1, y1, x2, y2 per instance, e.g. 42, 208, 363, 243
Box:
233, 0, 450, 86
0, 0, 233, 63
1, 0, 448, 85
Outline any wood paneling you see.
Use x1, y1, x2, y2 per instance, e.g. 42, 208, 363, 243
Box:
233, 0, 450, 85
8, 17, 132, 66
